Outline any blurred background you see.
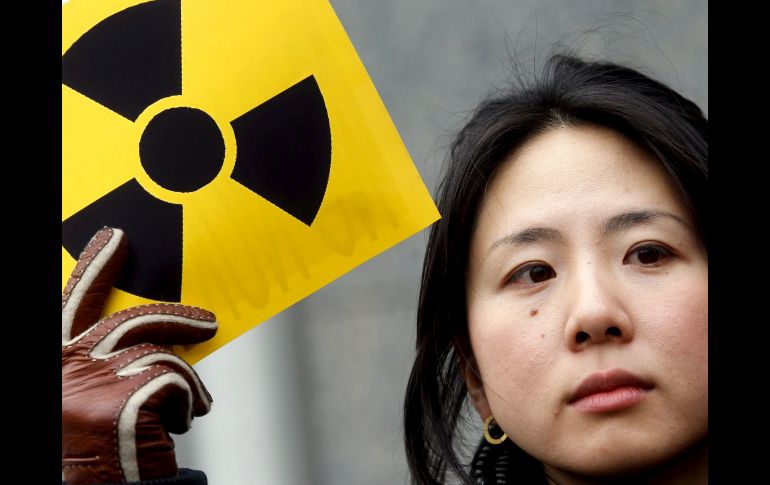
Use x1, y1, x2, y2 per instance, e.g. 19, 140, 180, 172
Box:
173, 1, 707, 483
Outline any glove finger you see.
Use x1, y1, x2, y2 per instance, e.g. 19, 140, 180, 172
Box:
131, 368, 195, 436
79, 303, 217, 352
117, 368, 191, 482
115, 346, 213, 417
151, 377, 195, 435
62, 227, 128, 343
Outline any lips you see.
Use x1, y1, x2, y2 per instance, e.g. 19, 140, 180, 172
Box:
569, 368, 654, 405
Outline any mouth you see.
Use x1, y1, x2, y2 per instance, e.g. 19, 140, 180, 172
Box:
568, 368, 654, 413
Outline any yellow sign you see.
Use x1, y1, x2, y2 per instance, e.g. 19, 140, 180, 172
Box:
62, 0, 439, 364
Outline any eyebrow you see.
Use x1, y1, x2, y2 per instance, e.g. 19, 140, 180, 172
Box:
601, 210, 691, 236
487, 210, 691, 254
488, 227, 564, 253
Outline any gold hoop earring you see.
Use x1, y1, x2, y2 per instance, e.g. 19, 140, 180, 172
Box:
483, 415, 507, 445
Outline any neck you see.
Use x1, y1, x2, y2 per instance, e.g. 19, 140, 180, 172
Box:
543, 439, 708, 485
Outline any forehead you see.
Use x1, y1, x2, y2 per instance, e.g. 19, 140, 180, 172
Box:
472, 124, 690, 244
493, 124, 669, 198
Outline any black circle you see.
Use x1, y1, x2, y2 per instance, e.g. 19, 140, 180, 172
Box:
140, 107, 225, 192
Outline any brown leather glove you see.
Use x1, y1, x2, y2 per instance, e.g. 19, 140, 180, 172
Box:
62, 227, 218, 484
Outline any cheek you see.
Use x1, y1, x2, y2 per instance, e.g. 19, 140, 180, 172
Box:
641, 270, 708, 366
468, 300, 558, 416
632, 266, 708, 417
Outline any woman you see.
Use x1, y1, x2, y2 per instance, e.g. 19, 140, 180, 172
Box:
403, 54, 708, 484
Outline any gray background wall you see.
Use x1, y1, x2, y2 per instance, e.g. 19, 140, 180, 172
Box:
174, 1, 707, 483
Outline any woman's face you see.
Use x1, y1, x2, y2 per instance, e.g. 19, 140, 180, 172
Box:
465, 124, 707, 478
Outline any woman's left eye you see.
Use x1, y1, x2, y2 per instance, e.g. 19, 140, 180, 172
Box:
623, 244, 672, 266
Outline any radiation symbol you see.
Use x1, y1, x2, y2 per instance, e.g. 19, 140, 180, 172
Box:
62, 0, 331, 302
63, 0, 440, 364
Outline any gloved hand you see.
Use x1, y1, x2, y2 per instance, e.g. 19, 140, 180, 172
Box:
62, 227, 218, 484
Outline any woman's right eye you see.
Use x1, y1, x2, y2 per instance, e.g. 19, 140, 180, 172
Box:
505, 263, 556, 286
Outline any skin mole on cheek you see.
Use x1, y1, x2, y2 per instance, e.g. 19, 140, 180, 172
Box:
530, 308, 538, 316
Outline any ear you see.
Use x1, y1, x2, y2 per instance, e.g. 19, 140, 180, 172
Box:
463, 355, 492, 421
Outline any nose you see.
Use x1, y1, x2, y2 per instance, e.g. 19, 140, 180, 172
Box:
563, 262, 634, 352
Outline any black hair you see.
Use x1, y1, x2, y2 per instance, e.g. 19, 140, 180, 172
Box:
403, 53, 708, 484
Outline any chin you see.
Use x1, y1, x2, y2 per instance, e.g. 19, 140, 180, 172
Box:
562, 453, 664, 478
540, 434, 708, 480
